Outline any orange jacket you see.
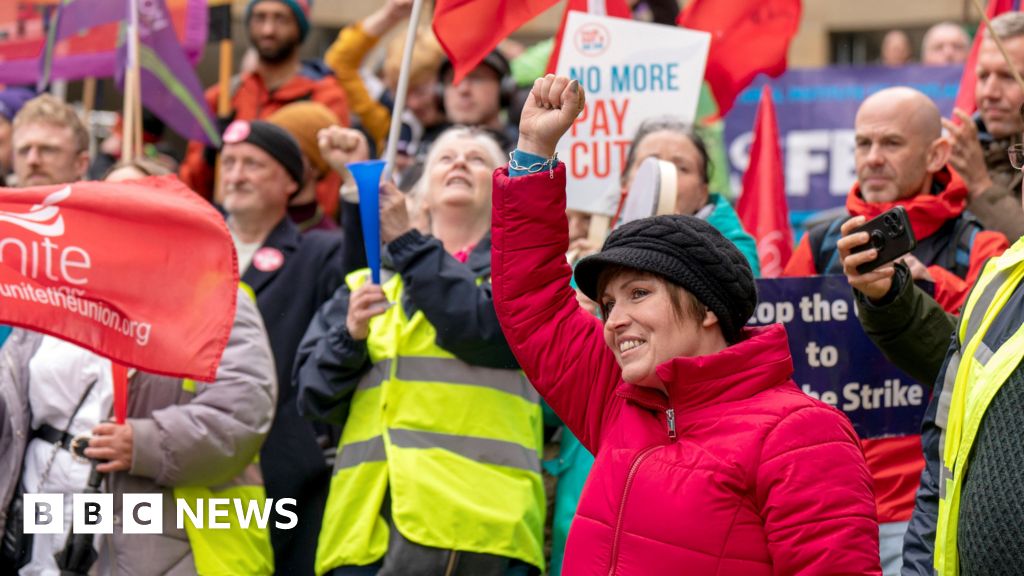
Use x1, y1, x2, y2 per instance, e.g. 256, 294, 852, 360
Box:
179, 68, 350, 215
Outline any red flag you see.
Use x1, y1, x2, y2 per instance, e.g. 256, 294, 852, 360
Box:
546, 0, 632, 74
0, 176, 238, 382
433, 0, 559, 84
737, 85, 792, 277
677, 0, 800, 117
952, 0, 1016, 118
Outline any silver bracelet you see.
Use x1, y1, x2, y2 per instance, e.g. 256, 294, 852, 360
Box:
509, 151, 559, 179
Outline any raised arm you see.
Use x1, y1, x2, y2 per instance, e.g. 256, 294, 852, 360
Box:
491, 75, 622, 452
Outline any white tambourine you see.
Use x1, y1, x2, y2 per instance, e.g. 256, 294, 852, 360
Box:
616, 156, 677, 229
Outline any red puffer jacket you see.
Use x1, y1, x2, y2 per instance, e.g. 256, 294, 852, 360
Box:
491, 166, 881, 575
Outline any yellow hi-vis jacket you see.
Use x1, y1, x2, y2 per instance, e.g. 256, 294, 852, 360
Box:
314, 269, 546, 575
934, 240, 1024, 575
174, 283, 274, 576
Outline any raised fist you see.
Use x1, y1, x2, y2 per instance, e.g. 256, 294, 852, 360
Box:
318, 126, 370, 175
517, 74, 585, 158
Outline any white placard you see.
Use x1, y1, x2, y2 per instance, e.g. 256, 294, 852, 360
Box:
555, 12, 710, 215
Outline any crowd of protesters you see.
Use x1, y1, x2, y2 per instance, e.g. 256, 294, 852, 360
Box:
0, 1, 1022, 575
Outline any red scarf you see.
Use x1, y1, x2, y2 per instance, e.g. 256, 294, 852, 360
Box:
846, 167, 967, 241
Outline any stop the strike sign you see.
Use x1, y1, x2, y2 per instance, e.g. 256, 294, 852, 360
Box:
555, 12, 710, 215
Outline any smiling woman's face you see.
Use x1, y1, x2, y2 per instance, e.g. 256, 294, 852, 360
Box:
598, 270, 712, 389
426, 136, 496, 216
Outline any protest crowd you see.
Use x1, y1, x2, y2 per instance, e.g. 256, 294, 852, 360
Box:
1, 0, 1023, 575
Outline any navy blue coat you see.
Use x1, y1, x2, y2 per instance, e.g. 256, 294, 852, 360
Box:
242, 216, 343, 576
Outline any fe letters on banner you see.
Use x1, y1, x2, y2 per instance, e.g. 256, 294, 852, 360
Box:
724, 64, 962, 224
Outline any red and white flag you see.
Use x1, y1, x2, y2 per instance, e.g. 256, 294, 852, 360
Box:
0, 176, 238, 381
737, 85, 792, 277
546, 0, 632, 74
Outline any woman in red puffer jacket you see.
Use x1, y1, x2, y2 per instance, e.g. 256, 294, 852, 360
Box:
490, 75, 882, 575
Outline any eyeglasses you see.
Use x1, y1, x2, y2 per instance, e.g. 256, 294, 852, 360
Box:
1009, 143, 1024, 170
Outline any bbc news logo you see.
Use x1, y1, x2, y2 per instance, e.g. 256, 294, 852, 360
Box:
24, 494, 298, 534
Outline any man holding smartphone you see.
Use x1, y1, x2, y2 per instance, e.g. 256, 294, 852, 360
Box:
783, 86, 1009, 576
840, 152, 1024, 575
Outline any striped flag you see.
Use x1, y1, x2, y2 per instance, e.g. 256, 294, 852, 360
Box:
19, 0, 205, 86
35, 0, 218, 146
37, 0, 124, 90
546, 0, 632, 74
122, 0, 220, 146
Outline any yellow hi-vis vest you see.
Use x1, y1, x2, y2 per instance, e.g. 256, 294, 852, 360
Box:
172, 282, 274, 576
934, 239, 1024, 575
315, 269, 545, 575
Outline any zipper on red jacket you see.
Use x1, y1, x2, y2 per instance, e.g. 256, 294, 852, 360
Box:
666, 408, 676, 440
607, 444, 661, 576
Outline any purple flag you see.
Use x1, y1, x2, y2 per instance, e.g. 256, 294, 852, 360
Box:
119, 0, 220, 146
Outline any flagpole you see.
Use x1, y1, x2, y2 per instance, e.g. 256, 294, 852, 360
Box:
82, 77, 96, 120
122, 0, 142, 163
212, 36, 233, 200
131, 0, 143, 160
382, 0, 427, 183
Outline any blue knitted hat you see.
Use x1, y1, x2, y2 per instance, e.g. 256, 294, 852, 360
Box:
245, 0, 311, 41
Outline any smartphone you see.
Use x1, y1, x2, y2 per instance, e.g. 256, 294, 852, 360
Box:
849, 206, 917, 274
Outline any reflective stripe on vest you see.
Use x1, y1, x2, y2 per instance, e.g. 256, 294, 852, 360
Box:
174, 369, 274, 576
315, 268, 545, 574
934, 242, 1024, 575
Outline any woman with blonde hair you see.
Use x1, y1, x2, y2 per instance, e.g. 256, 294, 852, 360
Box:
297, 125, 545, 576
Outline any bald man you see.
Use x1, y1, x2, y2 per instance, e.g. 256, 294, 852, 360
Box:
784, 86, 1010, 576
921, 22, 969, 65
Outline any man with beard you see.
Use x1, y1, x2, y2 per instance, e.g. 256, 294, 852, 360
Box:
783, 87, 1009, 576
180, 0, 350, 211
943, 12, 1024, 242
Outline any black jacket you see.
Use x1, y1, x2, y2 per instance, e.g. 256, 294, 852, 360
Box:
242, 216, 343, 575
294, 229, 518, 426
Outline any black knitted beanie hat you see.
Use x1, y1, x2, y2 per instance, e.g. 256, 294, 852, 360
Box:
574, 215, 758, 343
222, 119, 305, 188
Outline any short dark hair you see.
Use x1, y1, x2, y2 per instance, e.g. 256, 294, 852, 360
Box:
595, 266, 708, 327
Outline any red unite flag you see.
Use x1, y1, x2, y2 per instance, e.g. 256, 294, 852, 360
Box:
546, 0, 632, 74
952, 0, 1017, 117
737, 85, 792, 278
433, 0, 560, 84
0, 176, 238, 383
677, 0, 801, 117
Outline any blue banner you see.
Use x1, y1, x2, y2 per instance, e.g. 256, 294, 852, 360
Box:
724, 65, 962, 228
749, 276, 928, 439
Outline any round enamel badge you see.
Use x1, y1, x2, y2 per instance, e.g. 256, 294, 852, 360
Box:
223, 120, 251, 144
252, 247, 284, 272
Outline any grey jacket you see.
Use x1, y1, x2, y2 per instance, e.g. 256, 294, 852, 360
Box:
0, 288, 277, 575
